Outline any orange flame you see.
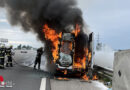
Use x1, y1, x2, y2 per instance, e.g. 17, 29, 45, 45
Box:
69, 42, 73, 50
43, 24, 62, 63
88, 53, 92, 62
63, 70, 67, 75
73, 56, 86, 69
56, 77, 69, 80
72, 24, 92, 71
93, 75, 98, 80
82, 74, 89, 81
85, 48, 92, 62
72, 24, 80, 37
72, 24, 87, 70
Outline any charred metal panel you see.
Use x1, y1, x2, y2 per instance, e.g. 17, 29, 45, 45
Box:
58, 33, 74, 67
62, 33, 74, 41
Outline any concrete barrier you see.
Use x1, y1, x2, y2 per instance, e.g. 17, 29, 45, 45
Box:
113, 50, 130, 90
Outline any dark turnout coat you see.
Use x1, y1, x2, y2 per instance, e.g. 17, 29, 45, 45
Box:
36, 48, 43, 61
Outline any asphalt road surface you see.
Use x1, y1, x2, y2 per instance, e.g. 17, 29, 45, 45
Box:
0, 50, 50, 90
50, 79, 107, 90
13, 50, 47, 70
0, 50, 108, 90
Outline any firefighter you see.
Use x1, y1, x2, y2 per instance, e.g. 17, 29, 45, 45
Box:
6, 45, 13, 67
34, 47, 44, 70
0, 45, 6, 69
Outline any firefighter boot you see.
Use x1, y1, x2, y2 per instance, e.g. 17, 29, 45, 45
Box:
10, 63, 13, 67
6, 64, 8, 67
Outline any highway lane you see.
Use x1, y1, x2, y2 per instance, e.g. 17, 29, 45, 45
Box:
50, 79, 108, 90
0, 50, 108, 90
0, 65, 50, 90
0, 50, 50, 90
13, 50, 47, 70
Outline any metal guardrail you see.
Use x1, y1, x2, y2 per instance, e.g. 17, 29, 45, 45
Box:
93, 65, 113, 87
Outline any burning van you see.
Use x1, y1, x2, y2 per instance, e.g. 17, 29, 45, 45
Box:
43, 24, 94, 78
54, 28, 94, 77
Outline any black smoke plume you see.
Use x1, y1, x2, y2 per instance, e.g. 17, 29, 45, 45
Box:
0, 0, 88, 71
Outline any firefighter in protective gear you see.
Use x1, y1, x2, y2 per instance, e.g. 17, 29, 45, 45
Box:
6, 45, 13, 67
34, 47, 44, 70
0, 45, 6, 69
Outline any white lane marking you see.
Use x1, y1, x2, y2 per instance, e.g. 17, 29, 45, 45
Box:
40, 78, 46, 90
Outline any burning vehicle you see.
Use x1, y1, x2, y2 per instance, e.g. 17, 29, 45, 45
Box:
0, 0, 96, 80
43, 24, 94, 78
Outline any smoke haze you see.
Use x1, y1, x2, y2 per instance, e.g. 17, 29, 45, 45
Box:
0, 0, 89, 71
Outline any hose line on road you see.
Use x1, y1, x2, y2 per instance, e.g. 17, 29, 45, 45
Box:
12, 58, 34, 67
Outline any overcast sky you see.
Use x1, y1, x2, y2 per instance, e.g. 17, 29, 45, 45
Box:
0, 9, 43, 48
0, 0, 130, 49
78, 0, 130, 50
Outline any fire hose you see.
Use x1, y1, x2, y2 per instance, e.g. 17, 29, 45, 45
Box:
12, 57, 34, 67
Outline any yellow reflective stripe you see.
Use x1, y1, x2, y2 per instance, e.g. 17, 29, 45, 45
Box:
0, 57, 4, 58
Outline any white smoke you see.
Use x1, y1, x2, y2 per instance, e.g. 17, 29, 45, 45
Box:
94, 44, 115, 71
